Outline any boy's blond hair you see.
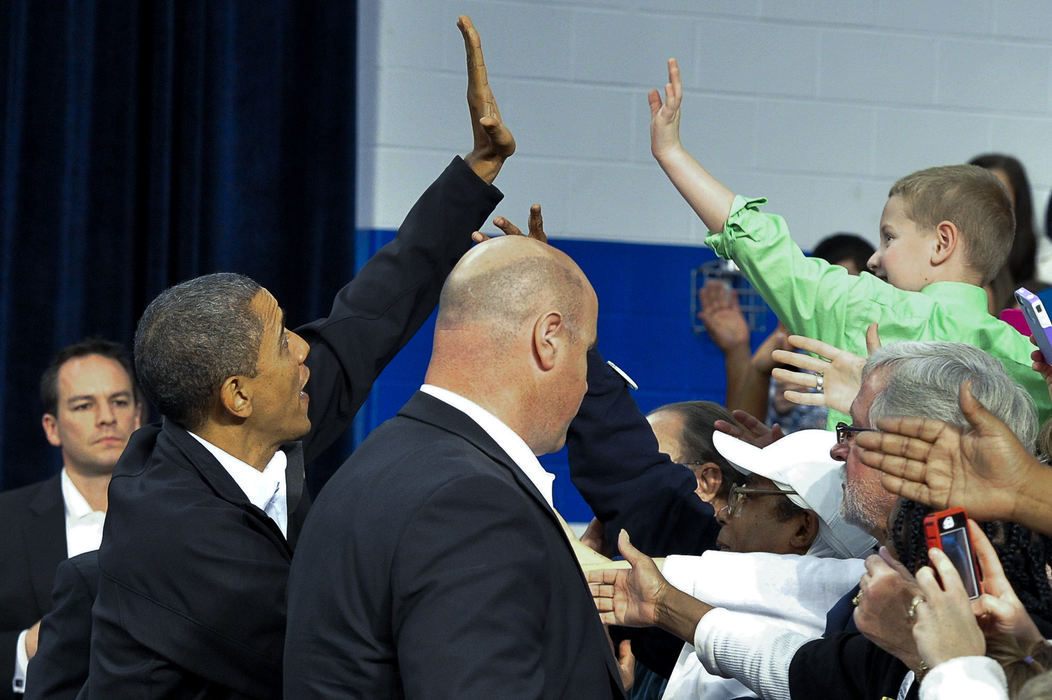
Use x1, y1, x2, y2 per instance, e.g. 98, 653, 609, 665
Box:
889, 164, 1014, 284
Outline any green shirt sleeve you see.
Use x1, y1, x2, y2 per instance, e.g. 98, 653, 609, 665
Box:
705, 195, 1051, 429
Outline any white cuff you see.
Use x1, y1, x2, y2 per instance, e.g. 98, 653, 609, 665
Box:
12, 629, 29, 693
919, 656, 1008, 700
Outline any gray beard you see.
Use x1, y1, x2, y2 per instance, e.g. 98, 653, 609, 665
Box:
840, 469, 885, 540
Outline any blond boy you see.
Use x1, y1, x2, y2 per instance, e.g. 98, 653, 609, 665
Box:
650, 58, 1049, 426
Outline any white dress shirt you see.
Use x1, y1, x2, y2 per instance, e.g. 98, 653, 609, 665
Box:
188, 432, 288, 537
61, 469, 106, 557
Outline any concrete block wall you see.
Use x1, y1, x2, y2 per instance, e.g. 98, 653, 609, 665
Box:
354, 1, 1052, 521
358, 0, 1052, 250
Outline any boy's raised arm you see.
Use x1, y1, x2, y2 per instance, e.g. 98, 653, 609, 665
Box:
650, 58, 735, 234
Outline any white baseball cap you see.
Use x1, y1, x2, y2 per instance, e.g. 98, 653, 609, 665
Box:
713, 429, 876, 559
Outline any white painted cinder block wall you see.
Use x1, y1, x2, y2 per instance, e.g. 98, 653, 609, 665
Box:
357, 0, 1052, 250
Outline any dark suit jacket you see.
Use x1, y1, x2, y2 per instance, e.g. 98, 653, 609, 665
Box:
566, 348, 721, 678
87, 157, 502, 699
0, 474, 67, 699
788, 632, 917, 700
566, 349, 720, 560
24, 551, 98, 700
284, 392, 626, 699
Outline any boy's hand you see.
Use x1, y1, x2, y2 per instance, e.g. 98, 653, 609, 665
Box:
648, 58, 684, 161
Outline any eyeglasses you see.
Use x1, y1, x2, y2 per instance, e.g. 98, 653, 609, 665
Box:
836, 421, 878, 446
719, 483, 798, 519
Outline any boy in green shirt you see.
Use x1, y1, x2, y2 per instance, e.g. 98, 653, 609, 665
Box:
649, 58, 1049, 426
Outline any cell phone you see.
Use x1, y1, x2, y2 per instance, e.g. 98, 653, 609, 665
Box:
923, 508, 982, 599
1015, 287, 1052, 364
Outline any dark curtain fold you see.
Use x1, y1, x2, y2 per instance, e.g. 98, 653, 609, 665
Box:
0, 0, 358, 491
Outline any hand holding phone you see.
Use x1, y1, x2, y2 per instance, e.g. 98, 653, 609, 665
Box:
923, 507, 982, 599
1015, 287, 1052, 364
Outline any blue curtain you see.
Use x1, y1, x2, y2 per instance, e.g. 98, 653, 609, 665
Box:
0, 1, 358, 492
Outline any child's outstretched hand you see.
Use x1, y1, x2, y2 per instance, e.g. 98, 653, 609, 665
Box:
648, 58, 684, 161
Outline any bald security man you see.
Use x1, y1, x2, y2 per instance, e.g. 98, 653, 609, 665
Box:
284, 235, 626, 698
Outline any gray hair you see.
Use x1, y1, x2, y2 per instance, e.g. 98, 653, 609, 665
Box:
862, 341, 1037, 450
134, 273, 263, 430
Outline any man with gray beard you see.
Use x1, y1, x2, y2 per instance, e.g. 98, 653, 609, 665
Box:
589, 340, 1037, 700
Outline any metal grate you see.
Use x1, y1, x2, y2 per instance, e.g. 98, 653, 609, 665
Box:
691, 259, 768, 335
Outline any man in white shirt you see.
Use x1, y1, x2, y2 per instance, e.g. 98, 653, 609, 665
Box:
0, 338, 142, 696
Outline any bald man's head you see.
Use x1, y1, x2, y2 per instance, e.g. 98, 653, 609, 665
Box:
428, 235, 598, 455
436, 236, 589, 341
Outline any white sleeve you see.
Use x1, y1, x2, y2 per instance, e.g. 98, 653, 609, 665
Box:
918, 657, 1008, 700
12, 629, 28, 694
663, 551, 864, 628
693, 608, 814, 700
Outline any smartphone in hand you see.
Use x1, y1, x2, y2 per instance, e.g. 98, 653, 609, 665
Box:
1015, 287, 1052, 364
923, 508, 982, 599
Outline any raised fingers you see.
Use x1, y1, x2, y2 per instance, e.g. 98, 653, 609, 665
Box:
526, 204, 547, 243
785, 334, 837, 360
665, 58, 681, 109
771, 349, 828, 375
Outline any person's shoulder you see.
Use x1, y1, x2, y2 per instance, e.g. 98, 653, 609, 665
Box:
0, 472, 61, 512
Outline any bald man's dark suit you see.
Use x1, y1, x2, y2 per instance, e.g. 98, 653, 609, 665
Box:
284, 392, 626, 699
0, 474, 67, 699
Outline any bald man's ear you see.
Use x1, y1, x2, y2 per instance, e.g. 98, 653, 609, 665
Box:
218, 376, 253, 420
533, 311, 565, 371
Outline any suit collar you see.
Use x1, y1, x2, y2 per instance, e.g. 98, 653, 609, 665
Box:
24, 474, 68, 612
399, 392, 555, 517
28, 471, 64, 516
153, 420, 302, 550
158, 419, 305, 512
419, 385, 554, 507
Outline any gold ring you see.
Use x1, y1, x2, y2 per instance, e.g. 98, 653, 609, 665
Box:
852, 592, 862, 607
907, 595, 925, 619
816, 374, 824, 392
